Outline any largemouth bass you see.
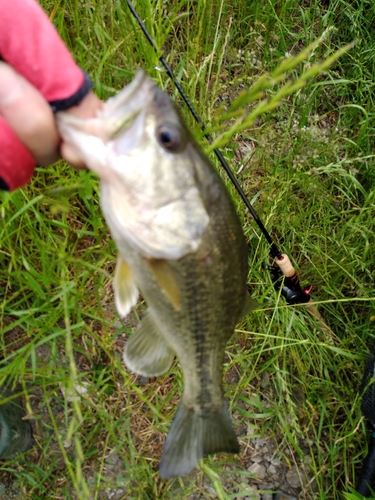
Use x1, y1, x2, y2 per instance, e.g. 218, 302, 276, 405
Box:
56, 71, 256, 478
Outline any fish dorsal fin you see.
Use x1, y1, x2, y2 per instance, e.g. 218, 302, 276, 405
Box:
123, 312, 175, 377
147, 258, 181, 311
241, 294, 260, 318
113, 256, 139, 317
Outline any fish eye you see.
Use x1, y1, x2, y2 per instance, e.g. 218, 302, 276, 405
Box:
156, 124, 184, 152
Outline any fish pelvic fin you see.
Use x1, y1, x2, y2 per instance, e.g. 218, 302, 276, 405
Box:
159, 401, 239, 479
123, 312, 175, 377
113, 256, 139, 317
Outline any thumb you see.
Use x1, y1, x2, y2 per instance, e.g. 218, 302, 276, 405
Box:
0, 61, 60, 165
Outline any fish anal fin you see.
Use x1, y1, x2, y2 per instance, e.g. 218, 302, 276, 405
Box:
113, 256, 139, 317
147, 258, 181, 311
123, 312, 175, 377
159, 401, 239, 479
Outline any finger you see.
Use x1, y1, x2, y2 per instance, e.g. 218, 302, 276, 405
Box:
0, 61, 60, 165
59, 91, 103, 169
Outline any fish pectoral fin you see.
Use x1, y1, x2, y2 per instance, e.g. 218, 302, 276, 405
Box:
146, 258, 181, 311
159, 401, 239, 479
123, 312, 175, 377
113, 256, 139, 317
241, 294, 260, 318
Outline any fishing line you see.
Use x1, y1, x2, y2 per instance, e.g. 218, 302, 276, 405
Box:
124, 0, 322, 309
125, 0, 280, 258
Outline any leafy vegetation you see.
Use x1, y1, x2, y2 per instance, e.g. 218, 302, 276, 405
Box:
0, 0, 375, 498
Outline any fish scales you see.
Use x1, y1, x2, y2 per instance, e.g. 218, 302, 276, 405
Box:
122, 187, 247, 409
114, 186, 247, 478
56, 70, 257, 478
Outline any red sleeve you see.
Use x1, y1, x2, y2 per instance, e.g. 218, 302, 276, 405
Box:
0, 0, 92, 190
0, 0, 87, 104
0, 119, 35, 192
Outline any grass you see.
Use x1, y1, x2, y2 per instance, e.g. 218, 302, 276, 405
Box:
0, 0, 375, 498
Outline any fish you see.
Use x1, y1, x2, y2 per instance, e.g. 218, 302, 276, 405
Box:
56, 70, 258, 478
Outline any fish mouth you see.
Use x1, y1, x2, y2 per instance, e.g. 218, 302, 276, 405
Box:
105, 70, 150, 112
56, 70, 154, 142
114, 69, 149, 104
101, 70, 154, 140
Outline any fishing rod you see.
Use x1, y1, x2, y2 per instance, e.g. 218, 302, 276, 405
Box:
125, 0, 323, 312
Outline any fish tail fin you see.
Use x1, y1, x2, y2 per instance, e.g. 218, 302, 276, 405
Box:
159, 401, 239, 479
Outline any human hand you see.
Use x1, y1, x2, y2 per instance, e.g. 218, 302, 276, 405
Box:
0, 0, 102, 190
59, 90, 102, 169
0, 61, 102, 169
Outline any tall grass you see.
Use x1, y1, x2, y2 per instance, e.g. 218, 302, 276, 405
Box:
0, 0, 374, 498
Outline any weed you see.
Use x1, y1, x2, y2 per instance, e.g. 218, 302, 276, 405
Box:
1, 0, 374, 498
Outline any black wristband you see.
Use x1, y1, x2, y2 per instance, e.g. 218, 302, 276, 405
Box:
49, 71, 93, 113
0, 177, 9, 191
